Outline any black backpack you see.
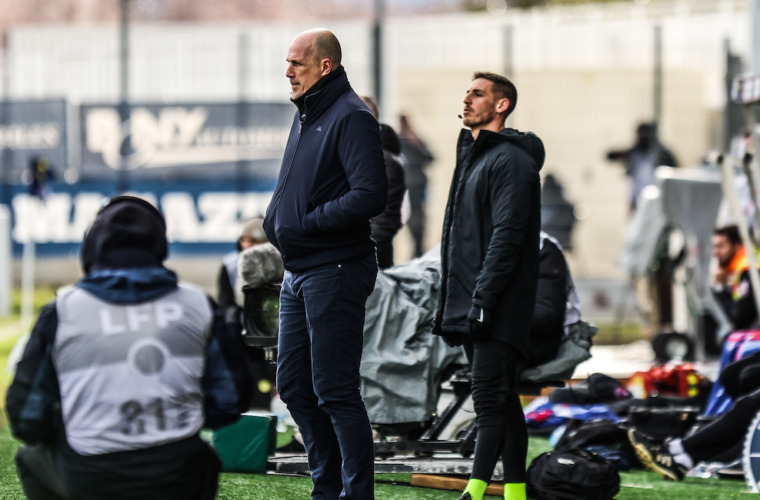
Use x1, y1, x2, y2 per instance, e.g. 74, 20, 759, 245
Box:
554, 419, 629, 451
526, 448, 621, 500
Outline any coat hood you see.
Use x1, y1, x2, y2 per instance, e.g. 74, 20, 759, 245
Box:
77, 267, 178, 304
458, 127, 545, 171
80, 195, 168, 274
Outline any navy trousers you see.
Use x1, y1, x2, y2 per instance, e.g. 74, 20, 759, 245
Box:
277, 253, 377, 500
15, 438, 219, 500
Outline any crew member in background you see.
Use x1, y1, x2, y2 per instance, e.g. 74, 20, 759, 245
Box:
361, 95, 406, 269
398, 113, 435, 258
606, 122, 678, 211
217, 215, 273, 409
630, 347, 760, 481
27, 155, 56, 200
712, 224, 760, 330
6, 195, 253, 500
626, 225, 760, 482
218, 216, 268, 335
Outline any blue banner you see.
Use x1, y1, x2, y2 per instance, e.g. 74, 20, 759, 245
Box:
6, 179, 275, 257
79, 102, 293, 181
0, 99, 67, 183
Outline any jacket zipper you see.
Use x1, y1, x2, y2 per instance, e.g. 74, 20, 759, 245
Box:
440, 132, 475, 308
269, 111, 305, 214
439, 132, 468, 307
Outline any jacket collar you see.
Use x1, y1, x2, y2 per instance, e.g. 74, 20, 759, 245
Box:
457, 127, 507, 150
456, 128, 504, 162
291, 66, 349, 124
456, 127, 546, 170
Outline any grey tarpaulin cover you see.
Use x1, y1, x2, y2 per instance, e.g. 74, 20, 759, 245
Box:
361, 247, 467, 425
360, 244, 594, 424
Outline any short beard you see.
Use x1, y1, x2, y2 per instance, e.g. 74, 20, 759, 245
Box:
718, 254, 735, 269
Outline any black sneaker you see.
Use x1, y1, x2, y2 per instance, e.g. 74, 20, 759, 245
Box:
717, 458, 745, 480
457, 493, 472, 500
628, 429, 685, 481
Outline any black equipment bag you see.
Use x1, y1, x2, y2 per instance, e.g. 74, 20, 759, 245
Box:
626, 406, 701, 440
554, 419, 629, 451
526, 447, 621, 500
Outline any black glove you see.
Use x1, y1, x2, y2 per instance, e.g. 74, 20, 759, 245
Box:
468, 305, 492, 342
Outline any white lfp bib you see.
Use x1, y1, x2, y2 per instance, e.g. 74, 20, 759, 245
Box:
54, 283, 212, 456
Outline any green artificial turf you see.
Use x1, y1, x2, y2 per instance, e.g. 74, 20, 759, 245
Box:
0, 292, 757, 498
0, 423, 755, 499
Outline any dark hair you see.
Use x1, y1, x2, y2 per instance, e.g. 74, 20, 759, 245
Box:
714, 224, 742, 246
473, 71, 517, 118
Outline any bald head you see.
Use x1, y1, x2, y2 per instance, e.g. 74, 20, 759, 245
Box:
294, 29, 342, 68
286, 29, 342, 99
314, 29, 342, 67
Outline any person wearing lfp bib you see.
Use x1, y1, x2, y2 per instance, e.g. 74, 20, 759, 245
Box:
6, 195, 253, 500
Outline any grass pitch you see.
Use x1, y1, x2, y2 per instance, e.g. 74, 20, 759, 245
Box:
0, 292, 756, 498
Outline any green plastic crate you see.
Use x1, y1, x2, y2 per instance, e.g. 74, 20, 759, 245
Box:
210, 412, 277, 473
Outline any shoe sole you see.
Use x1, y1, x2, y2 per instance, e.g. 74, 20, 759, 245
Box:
632, 443, 679, 480
628, 429, 681, 481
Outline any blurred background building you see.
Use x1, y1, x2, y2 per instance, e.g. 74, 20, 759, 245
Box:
0, 0, 756, 325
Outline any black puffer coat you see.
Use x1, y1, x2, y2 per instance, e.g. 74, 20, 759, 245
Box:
435, 127, 544, 361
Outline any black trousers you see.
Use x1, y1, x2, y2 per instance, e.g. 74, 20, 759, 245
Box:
682, 352, 760, 462
682, 388, 760, 462
464, 336, 527, 484
407, 190, 426, 258
16, 438, 220, 500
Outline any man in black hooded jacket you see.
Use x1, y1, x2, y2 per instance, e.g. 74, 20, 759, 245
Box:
434, 72, 544, 500
5, 195, 253, 500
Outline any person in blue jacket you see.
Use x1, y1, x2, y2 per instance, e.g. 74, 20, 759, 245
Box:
263, 29, 387, 500
5, 195, 253, 500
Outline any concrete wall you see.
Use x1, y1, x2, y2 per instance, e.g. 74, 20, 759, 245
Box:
1, 0, 753, 286
394, 67, 708, 278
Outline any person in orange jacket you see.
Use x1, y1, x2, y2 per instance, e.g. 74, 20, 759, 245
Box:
712, 224, 760, 330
